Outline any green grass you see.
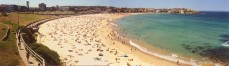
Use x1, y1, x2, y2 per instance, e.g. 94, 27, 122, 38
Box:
0, 13, 49, 65
0, 13, 49, 25
0, 24, 7, 38
0, 29, 20, 65
29, 43, 61, 65
0, 21, 21, 65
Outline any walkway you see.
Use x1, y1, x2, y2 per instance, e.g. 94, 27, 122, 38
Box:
0, 23, 9, 41
15, 16, 69, 66
16, 32, 39, 66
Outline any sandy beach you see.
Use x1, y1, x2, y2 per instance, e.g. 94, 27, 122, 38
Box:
36, 13, 192, 66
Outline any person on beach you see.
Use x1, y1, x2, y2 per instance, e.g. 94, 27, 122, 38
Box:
176, 60, 179, 65
18, 42, 22, 50
26, 52, 30, 63
18, 35, 22, 50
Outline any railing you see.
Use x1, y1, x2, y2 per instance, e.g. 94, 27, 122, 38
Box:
17, 15, 70, 66
18, 29, 45, 66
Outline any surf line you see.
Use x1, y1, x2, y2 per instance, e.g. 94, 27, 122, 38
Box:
222, 41, 229, 47
129, 40, 199, 66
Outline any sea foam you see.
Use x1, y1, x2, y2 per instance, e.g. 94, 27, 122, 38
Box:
129, 40, 199, 66
222, 41, 229, 47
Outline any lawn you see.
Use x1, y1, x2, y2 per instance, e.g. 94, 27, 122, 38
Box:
0, 13, 49, 66
0, 13, 49, 26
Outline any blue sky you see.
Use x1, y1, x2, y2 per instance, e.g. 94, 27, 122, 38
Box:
0, 0, 229, 11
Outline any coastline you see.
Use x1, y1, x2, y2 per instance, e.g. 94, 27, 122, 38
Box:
112, 13, 225, 65
107, 13, 200, 65
36, 13, 199, 66
98, 13, 194, 66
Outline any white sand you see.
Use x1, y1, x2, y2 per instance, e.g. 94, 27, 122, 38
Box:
37, 14, 151, 66
36, 13, 198, 66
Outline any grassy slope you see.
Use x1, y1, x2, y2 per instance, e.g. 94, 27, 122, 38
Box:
0, 24, 7, 38
0, 13, 49, 26
0, 13, 48, 65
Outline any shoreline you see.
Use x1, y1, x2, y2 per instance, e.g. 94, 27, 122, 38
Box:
111, 13, 223, 66
99, 13, 194, 66
36, 13, 207, 66
108, 13, 199, 65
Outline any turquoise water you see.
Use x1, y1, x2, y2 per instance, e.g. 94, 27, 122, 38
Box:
117, 12, 229, 59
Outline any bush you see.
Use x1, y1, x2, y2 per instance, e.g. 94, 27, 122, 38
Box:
29, 43, 61, 65
2, 28, 6, 30
20, 27, 36, 44
1, 12, 8, 16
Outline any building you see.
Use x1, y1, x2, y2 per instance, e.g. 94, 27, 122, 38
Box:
19, 6, 28, 11
55, 5, 59, 10
59, 6, 70, 11
26, 1, 29, 11
39, 3, 46, 11
0, 4, 18, 12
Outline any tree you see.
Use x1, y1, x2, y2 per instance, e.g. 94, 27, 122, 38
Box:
1, 12, 8, 16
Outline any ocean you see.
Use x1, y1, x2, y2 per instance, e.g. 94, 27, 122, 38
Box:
116, 12, 229, 62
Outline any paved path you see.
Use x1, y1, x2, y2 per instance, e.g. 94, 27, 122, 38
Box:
15, 16, 68, 66
16, 33, 39, 66
0, 23, 9, 41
